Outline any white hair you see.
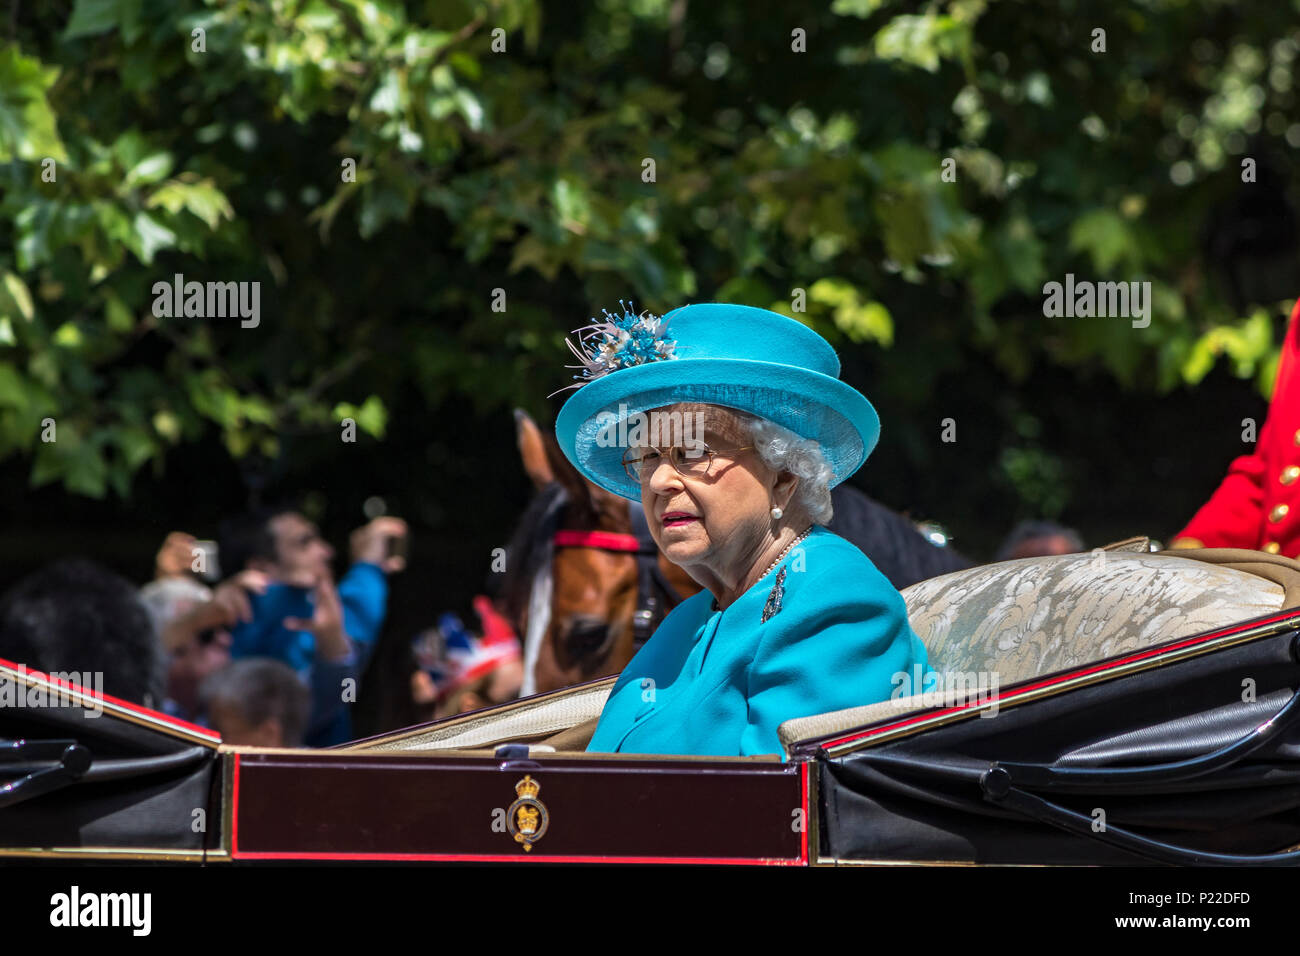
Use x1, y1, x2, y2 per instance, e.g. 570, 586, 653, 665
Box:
138, 577, 213, 641
745, 416, 835, 524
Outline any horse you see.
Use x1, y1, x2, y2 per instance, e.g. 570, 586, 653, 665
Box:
500, 410, 971, 696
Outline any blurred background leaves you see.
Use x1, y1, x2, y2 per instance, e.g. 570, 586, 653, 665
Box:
1, 0, 1299, 559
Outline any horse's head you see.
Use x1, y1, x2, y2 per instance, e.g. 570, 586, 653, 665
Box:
505, 410, 698, 694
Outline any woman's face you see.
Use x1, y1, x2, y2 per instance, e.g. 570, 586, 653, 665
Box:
635, 405, 789, 582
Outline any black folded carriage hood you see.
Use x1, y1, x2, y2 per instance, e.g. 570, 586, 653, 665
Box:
795, 611, 1300, 866
0, 658, 221, 860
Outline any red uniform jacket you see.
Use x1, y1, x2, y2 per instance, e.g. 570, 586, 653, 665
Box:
1177, 298, 1300, 556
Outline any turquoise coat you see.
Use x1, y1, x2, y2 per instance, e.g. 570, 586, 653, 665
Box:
586, 525, 932, 759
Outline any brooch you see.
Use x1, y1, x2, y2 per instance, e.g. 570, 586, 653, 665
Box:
761, 566, 787, 623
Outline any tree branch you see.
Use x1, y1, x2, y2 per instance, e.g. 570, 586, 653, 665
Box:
431, 13, 486, 69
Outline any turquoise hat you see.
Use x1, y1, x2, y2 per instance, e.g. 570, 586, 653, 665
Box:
554, 302, 881, 501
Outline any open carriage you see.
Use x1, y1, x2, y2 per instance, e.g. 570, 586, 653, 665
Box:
4, 539, 1300, 865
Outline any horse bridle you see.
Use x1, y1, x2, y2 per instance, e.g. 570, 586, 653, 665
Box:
552, 501, 686, 650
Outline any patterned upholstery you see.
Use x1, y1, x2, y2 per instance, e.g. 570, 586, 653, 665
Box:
900, 551, 1283, 682
778, 551, 1287, 752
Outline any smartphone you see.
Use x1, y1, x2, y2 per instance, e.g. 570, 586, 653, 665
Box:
386, 532, 408, 562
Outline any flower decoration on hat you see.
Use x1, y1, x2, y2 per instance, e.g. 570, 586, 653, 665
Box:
550, 300, 677, 396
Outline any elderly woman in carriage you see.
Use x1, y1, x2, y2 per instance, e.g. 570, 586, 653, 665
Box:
549, 301, 933, 757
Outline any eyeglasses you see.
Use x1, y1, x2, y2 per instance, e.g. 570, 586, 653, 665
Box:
621, 445, 754, 483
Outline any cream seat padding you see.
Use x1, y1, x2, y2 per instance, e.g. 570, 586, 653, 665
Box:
778, 551, 1288, 752
345, 678, 614, 752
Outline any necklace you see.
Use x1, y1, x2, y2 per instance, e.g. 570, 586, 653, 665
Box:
711, 526, 813, 612
758, 525, 813, 581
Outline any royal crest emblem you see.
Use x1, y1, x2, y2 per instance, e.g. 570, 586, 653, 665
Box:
506, 775, 549, 852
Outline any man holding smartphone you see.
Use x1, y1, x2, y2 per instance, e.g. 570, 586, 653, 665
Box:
217, 508, 407, 746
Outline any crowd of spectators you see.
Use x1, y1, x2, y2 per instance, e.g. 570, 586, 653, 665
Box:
0, 506, 523, 746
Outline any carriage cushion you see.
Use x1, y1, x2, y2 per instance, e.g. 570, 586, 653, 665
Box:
777, 550, 1290, 753
345, 678, 615, 752
902, 551, 1283, 679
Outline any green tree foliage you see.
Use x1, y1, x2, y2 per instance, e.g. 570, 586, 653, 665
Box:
1, 0, 1298, 508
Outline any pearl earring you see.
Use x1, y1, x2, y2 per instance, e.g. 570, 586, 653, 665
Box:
771, 506, 783, 520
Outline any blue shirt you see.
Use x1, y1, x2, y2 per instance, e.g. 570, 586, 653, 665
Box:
586, 525, 931, 759
229, 562, 388, 746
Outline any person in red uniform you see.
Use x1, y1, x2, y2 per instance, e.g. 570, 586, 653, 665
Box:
1172, 298, 1300, 557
